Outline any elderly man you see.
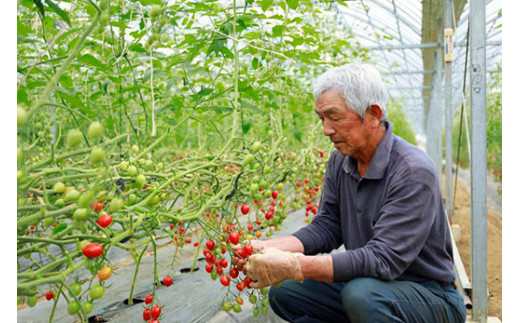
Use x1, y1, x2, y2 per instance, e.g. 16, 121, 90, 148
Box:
236, 64, 466, 322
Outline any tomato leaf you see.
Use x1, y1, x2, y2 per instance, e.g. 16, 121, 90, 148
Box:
78, 54, 106, 69
52, 223, 67, 234
260, 0, 273, 12
44, 0, 72, 27
286, 0, 299, 10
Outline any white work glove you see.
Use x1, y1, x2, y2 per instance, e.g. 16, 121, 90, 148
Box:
244, 248, 304, 289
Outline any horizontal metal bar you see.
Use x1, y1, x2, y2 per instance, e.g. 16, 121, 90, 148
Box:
366, 40, 501, 51
383, 70, 434, 75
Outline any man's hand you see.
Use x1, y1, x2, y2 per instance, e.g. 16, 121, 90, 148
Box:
244, 248, 304, 289
231, 240, 266, 273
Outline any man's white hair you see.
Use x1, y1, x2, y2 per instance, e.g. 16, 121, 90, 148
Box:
313, 64, 388, 120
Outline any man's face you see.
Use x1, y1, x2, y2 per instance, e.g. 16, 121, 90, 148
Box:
315, 90, 373, 158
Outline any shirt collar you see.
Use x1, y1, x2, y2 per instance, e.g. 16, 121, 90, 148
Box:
342, 121, 394, 180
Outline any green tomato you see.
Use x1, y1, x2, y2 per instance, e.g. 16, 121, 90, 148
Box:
145, 160, 153, 168
73, 208, 88, 221
54, 182, 66, 193
42, 216, 55, 228
210, 271, 217, 280
27, 296, 37, 307
88, 121, 104, 139
82, 301, 94, 314
64, 189, 80, 202
127, 165, 137, 176
250, 183, 259, 193
66, 129, 83, 148
244, 154, 255, 165
17, 106, 28, 127
78, 191, 94, 208
233, 303, 242, 313
100, 12, 110, 26
251, 141, 262, 152
131, 145, 139, 155
277, 183, 284, 191
119, 161, 128, 171
221, 302, 232, 311
261, 305, 268, 315
91, 147, 106, 164
264, 166, 272, 174
249, 294, 258, 304
260, 181, 269, 189
135, 174, 146, 188
262, 297, 269, 306
69, 283, 82, 297
253, 307, 259, 317
110, 198, 124, 212
260, 287, 269, 296
67, 301, 81, 315
128, 194, 137, 204
89, 284, 105, 300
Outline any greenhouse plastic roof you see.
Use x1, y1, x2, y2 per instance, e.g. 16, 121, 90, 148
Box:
332, 0, 502, 134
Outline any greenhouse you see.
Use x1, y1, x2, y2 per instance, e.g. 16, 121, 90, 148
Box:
16, 0, 503, 322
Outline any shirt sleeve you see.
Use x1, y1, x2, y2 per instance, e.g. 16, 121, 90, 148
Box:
292, 151, 343, 255
331, 166, 439, 282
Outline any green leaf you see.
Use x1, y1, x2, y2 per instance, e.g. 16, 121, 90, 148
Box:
52, 223, 67, 234
17, 17, 32, 36
242, 120, 252, 134
44, 0, 71, 26
32, 0, 45, 18
129, 43, 147, 53
198, 88, 213, 96
272, 25, 284, 37
138, 0, 163, 5
286, 0, 299, 10
260, 0, 273, 12
293, 127, 302, 142
78, 54, 105, 69
252, 57, 259, 69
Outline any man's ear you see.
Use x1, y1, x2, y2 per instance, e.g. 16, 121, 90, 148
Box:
365, 104, 383, 126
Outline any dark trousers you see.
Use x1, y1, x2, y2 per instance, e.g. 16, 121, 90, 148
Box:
268, 278, 466, 323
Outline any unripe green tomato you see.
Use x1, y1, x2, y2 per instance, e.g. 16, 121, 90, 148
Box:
55, 198, 65, 206
266, 231, 272, 237
147, 196, 160, 206
262, 297, 269, 306
91, 147, 106, 164
27, 296, 37, 307
131, 145, 139, 155
251, 141, 262, 152
64, 189, 80, 202
277, 183, 284, 191
250, 183, 259, 193
157, 162, 163, 169
66, 129, 83, 148
264, 166, 272, 174
244, 154, 255, 164
260, 181, 269, 189
254, 163, 261, 169
145, 160, 153, 168
54, 182, 66, 193
233, 303, 242, 313
110, 198, 124, 212
260, 287, 269, 296
17, 170, 24, 181
88, 121, 104, 139
128, 194, 137, 204
119, 161, 128, 171
99, 0, 109, 11
82, 301, 94, 314
210, 271, 217, 280
17, 106, 28, 127
135, 174, 146, 188
252, 176, 260, 183
264, 190, 272, 198
253, 307, 259, 317
127, 165, 137, 176
89, 284, 105, 300
78, 191, 94, 208
261, 305, 268, 315
38, 131, 45, 139
69, 283, 82, 296
73, 208, 88, 221
214, 248, 222, 255
249, 294, 258, 304
100, 12, 110, 26
221, 302, 232, 311
67, 301, 81, 315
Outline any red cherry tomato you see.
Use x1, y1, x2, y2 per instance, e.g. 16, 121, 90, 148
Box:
240, 204, 250, 215
151, 305, 162, 319
229, 232, 239, 245
220, 275, 230, 286
145, 294, 153, 304
163, 276, 173, 287
82, 243, 104, 258
243, 244, 253, 256
45, 291, 54, 301
143, 308, 151, 321
230, 267, 239, 279
206, 239, 215, 251
271, 191, 278, 199
216, 266, 223, 275
91, 201, 103, 212
97, 213, 112, 228
205, 263, 214, 273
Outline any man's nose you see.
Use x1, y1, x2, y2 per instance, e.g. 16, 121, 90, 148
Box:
322, 120, 336, 137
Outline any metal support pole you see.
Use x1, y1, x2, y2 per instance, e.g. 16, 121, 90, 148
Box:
444, 0, 454, 220
470, 0, 488, 321
426, 19, 444, 186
